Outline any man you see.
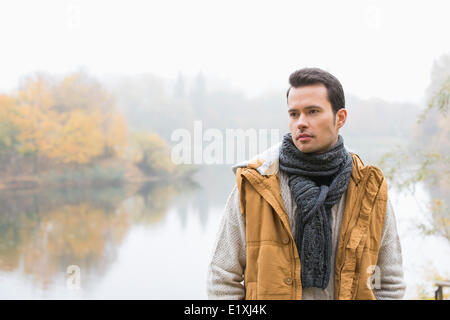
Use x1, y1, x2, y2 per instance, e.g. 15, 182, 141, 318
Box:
207, 68, 406, 300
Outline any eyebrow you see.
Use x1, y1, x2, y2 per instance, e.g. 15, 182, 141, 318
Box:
288, 105, 323, 113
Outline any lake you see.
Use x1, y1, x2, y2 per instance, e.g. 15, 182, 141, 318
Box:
0, 164, 448, 299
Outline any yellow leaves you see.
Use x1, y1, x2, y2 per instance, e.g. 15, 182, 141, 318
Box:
127, 131, 175, 175
0, 94, 16, 112
44, 110, 105, 164
0, 70, 128, 164
14, 103, 55, 155
0, 71, 186, 174
0, 94, 20, 152
104, 112, 128, 157
53, 71, 112, 113
17, 74, 54, 110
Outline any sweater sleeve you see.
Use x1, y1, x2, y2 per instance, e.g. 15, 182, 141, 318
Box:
207, 185, 247, 299
373, 196, 407, 300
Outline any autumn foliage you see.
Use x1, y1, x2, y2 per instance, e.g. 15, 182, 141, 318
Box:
0, 71, 127, 165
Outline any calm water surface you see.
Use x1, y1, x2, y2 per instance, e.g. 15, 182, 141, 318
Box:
0, 165, 448, 299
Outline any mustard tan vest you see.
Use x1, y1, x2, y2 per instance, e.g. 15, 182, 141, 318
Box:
235, 153, 388, 300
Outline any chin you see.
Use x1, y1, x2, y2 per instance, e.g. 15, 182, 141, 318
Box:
295, 143, 314, 153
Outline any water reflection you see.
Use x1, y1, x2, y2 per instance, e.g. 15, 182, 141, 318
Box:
0, 162, 448, 299
0, 179, 200, 294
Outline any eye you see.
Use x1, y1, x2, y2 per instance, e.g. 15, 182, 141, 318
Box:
309, 109, 319, 114
289, 112, 297, 117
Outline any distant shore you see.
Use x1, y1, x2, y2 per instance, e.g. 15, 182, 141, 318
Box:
0, 160, 197, 191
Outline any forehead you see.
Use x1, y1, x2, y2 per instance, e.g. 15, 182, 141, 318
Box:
287, 84, 331, 109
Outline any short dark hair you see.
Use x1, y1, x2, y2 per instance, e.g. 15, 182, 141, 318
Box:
286, 67, 345, 114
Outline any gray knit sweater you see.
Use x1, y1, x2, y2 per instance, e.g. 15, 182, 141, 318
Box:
207, 143, 406, 300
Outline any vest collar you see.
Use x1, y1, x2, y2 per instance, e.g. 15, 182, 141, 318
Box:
232, 141, 363, 183
232, 142, 281, 176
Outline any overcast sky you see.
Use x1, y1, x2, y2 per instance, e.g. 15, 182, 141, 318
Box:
0, 0, 449, 105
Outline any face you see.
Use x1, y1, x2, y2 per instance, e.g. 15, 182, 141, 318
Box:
287, 83, 347, 154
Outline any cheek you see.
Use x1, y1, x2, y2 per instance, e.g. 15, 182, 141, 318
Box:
288, 119, 295, 131
317, 116, 335, 131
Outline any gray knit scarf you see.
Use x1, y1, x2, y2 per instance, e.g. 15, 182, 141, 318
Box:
279, 133, 353, 289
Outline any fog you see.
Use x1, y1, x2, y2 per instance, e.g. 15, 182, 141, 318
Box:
1, 0, 449, 104
0, 0, 449, 300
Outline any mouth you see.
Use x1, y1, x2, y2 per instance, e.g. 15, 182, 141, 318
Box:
296, 134, 313, 142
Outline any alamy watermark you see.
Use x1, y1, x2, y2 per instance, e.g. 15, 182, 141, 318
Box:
66, 3, 81, 30
66, 265, 81, 290
366, 5, 382, 30
170, 121, 281, 165
366, 265, 381, 290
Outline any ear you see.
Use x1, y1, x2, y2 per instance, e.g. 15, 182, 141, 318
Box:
336, 108, 347, 129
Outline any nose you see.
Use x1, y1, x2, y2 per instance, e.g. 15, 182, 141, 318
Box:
296, 113, 309, 131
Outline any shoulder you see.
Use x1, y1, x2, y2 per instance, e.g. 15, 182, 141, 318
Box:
350, 153, 386, 181
232, 143, 281, 177
349, 152, 388, 200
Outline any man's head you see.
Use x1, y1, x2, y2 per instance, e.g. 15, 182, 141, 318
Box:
286, 67, 347, 154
